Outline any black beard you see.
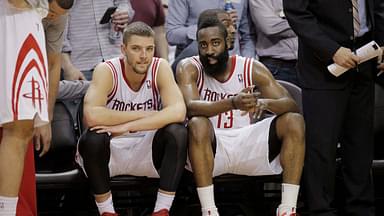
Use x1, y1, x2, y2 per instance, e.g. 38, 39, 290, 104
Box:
199, 49, 229, 77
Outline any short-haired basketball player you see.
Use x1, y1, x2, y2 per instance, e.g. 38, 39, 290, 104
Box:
77, 22, 187, 216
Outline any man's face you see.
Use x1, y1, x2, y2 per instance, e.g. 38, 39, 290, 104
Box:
216, 12, 236, 50
198, 26, 229, 76
121, 35, 155, 75
45, 0, 67, 20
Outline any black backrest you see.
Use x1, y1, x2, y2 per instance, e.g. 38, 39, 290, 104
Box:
35, 99, 83, 173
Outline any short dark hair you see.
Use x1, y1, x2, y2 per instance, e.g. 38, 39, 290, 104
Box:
48, 0, 74, 9
196, 15, 227, 41
123, 21, 155, 44
197, 9, 226, 26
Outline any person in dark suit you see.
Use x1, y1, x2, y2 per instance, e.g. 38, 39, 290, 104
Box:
283, 0, 384, 215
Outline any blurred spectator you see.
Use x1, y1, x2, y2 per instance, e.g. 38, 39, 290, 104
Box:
162, 0, 177, 64
249, 0, 299, 86
166, 0, 256, 71
130, 0, 168, 60
61, 0, 134, 80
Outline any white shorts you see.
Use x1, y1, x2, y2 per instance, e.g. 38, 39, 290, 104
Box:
187, 116, 282, 177
77, 130, 160, 178
0, 2, 49, 127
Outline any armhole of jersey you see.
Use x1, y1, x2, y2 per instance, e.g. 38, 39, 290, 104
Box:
242, 57, 251, 88
152, 58, 161, 110
190, 57, 204, 94
105, 60, 118, 103
248, 58, 254, 87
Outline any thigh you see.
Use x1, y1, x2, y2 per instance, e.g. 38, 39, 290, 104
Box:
109, 131, 159, 178
214, 117, 282, 176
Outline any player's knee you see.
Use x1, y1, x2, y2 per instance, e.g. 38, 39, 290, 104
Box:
162, 123, 188, 151
280, 112, 305, 140
3, 120, 34, 141
78, 129, 110, 160
188, 116, 211, 143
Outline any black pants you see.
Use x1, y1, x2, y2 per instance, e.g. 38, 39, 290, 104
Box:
78, 123, 188, 195
302, 61, 375, 216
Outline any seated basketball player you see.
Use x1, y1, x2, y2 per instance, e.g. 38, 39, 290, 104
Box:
77, 22, 187, 216
176, 16, 305, 216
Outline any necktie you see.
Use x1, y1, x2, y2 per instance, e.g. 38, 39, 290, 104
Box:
352, 0, 360, 37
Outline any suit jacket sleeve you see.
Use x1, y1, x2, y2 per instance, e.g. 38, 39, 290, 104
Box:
283, 0, 340, 63
374, 0, 384, 46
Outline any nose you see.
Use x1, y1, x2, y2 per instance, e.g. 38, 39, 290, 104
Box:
229, 24, 236, 34
206, 45, 214, 56
140, 48, 147, 58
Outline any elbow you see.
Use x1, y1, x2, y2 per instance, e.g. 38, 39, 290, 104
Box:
174, 104, 187, 123
83, 107, 98, 127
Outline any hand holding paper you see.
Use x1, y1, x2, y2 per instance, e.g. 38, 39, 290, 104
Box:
328, 41, 383, 77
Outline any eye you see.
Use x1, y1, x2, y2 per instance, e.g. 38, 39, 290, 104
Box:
132, 46, 140, 51
213, 41, 220, 46
222, 21, 230, 28
147, 47, 154, 52
200, 43, 207, 49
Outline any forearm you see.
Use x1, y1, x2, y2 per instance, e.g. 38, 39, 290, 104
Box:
61, 52, 74, 71
121, 103, 186, 132
187, 99, 234, 118
47, 53, 61, 120
154, 27, 169, 60
84, 106, 156, 127
262, 98, 299, 115
8, 0, 29, 8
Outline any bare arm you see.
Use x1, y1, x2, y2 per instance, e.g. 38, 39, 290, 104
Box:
94, 60, 186, 134
253, 60, 299, 114
84, 63, 155, 127
8, 0, 30, 8
33, 51, 62, 157
153, 25, 169, 60
176, 59, 238, 118
61, 53, 86, 80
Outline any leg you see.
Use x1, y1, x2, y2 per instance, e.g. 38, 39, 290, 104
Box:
275, 112, 305, 185
187, 117, 218, 216
152, 123, 188, 214
341, 63, 375, 216
16, 142, 37, 216
302, 89, 348, 216
77, 130, 115, 215
0, 120, 34, 215
274, 113, 305, 215
187, 117, 216, 187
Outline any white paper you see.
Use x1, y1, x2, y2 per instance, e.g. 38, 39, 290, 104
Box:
327, 41, 382, 77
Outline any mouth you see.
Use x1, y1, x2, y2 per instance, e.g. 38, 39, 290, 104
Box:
207, 57, 217, 64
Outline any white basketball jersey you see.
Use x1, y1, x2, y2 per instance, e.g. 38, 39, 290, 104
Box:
190, 55, 254, 129
105, 57, 161, 113
0, 2, 49, 126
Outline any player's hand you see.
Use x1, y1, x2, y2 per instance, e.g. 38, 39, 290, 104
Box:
378, 63, 384, 72
91, 123, 129, 137
111, 10, 130, 31
63, 66, 86, 80
246, 99, 268, 120
33, 124, 52, 157
227, 10, 238, 26
332, 47, 359, 69
232, 86, 259, 111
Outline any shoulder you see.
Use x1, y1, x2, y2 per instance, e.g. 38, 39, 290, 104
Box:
251, 59, 275, 86
176, 57, 200, 80
93, 62, 114, 80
